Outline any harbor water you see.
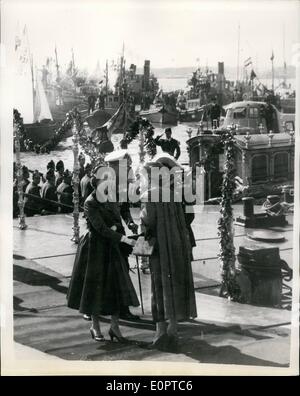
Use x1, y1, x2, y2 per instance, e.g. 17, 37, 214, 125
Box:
17, 122, 194, 174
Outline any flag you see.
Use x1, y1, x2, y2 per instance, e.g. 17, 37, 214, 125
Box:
244, 57, 252, 67
270, 50, 274, 61
250, 69, 257, 80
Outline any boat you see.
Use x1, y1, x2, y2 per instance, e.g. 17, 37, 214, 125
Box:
139, 105, 178, 124
14, 26, 57, 144
186, 100, 295, 201
43, 48, 87, 124
139, 88, 178, 124
221, 101, 295, 134
176, 98, 205, 122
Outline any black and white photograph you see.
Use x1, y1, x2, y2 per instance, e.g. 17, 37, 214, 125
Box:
0, 0, 299, 376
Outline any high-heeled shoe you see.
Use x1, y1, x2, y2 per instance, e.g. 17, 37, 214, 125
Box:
108, 327, 129, 344
146, 333, 169, 351
90, 328, 105, 342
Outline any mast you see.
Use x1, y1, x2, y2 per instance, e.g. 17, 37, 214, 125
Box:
105, 59, 108, 105
24, 25, 36, 121
55, 45, 60, 83
71, 47, 75, 75
283, 24, 287, 88
271, 49, 274, 91
236, 24, 240, 83
120, 42, 125, 94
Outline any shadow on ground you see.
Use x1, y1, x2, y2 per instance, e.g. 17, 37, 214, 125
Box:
13, 264, 68, 295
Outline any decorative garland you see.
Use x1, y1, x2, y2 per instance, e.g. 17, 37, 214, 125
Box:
13, 109, 27, 151
217, 127, 240, 300
77, 120, 108, 169
120, 117, 157, 158
39, 108, 83, 153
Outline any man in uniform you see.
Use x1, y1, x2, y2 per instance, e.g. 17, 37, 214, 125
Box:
55, 160, 65, 188
154, 128, 181, 160
87, 94, 96, 114
24, 170, 42, 216
57, 170, 74, 213
209, 97, 221, 128
41, 169, 58, 214
80, 163, 93, 205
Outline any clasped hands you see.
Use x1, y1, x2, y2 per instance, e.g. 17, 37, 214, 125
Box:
110, 224, 137, 247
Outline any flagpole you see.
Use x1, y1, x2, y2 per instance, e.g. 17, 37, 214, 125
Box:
236, 24, 240, 83
271, 50, 274, 91
105, 59, 108, 107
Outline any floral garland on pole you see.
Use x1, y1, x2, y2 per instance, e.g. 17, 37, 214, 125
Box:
77, 124, 107, 169
120, 117, 157, 159
217, 126, 240, 300
13, 109, 27, 152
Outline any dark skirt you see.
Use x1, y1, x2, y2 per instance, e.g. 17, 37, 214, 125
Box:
67, 231, 139, 315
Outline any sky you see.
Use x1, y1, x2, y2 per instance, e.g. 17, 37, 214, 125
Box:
2, 0, 300, 75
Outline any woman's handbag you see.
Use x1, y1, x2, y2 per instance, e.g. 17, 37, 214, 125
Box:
132, 236, 156, 257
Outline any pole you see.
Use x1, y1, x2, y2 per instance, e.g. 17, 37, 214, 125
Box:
71, 119, 80, 243
55, 45, 60, 83
283, 24, 287, 88
136, 256, 144, 314
105, 59, 108, 106
236, 24, 240, 82
14, 116, 27, 230
71, 48, 75, 72
272, 58, 274, 91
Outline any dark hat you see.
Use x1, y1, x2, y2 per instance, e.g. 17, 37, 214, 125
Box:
165, 127, 172, 134
56, 160, 64, 171
63, 169, 72, 178
32, 170, 40, 178
47, 160, 55, 169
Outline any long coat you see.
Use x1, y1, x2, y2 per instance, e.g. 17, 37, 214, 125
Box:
56, 182, 74, 213
67, 193, 139, 315
41, 181, 58, 213
140, 192, 197, 322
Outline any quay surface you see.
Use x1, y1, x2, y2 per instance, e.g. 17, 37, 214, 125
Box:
9, 204, 295, 373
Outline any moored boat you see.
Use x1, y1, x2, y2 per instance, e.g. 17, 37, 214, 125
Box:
139, 105, 178, 125
186, 100, 295, 201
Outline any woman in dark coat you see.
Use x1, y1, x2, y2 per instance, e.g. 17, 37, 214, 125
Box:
139, 156, 197, 351
67, 174, 139, 342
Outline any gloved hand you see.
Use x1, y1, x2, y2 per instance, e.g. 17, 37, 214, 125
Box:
121, 236, 136, 247
128, 222, 138, 234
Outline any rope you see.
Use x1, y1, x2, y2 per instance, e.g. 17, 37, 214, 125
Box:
23, 192, 84, 211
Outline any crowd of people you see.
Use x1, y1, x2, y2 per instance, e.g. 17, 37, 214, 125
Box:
13, 153, 92, 218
